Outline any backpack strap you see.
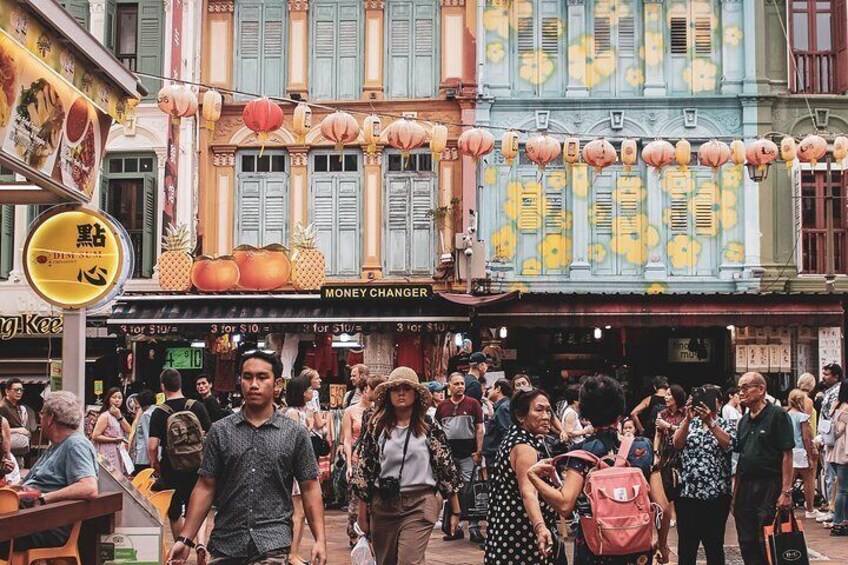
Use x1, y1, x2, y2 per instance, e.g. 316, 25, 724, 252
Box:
185, 399, 195, 410
613, 436, 634, 468
158, 404, 173, 415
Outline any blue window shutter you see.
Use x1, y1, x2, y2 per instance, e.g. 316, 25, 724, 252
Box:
262, 4, 285, 97
235, 1, 262, 95
513, 9, 535, 95
142, 174, 156, 278
263, 177, 287, 244
137, 0, 163, 97
413, 3, 436, 98
105, 0, 116, 51
386, 177, 410, 273
336, 4, 361, 100
410, 177, 433, 273
0, 205, 14, 280
60, 0, 89, 29
312, 177, 335, 273
387, 2, 411, 97
538, 0, 562, 96
236, 176, 262, 247
312, 1, 360, 100
336, 178, 360, 275
312, 3, 336, 100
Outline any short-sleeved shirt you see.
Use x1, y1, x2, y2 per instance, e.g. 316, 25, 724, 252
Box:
789, 411, 810, 449
199, 410, 319, 558
464, 374, 484, 402
379, 425, 436, 492
202, 395, 232, 423
435, 396, 482, 459
149, 398, 212, 477
24, 432, 98, 493
679, 417, 736, 500
736, 403, 795, 478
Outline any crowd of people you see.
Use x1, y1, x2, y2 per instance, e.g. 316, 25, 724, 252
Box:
0, 355, 847, 565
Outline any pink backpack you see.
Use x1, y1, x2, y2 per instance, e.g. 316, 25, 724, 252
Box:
567, 437, 657, 556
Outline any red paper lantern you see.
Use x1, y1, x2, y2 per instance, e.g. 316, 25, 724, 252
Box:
457, 128, 495, 160
320, 111, 360, 150
242, 98, 284, 143
582, 138, 617, 172
525, 134, 562, 170
386, 118, 427, 156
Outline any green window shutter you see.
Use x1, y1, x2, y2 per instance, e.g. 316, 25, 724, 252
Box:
236, 176, 262, 246
60, 0, 90, 29
235, 1, 262, 96
137, 0, 163, 97
312, 177, 335, 274
312, 3, 337, 100
141, 174, 156, 278
105, 0, 116, 51
263, 3, 285, 97
387, 2, 412, 98
100, 174, 109, 211
386, 177, 411, 274
410, 177, 433, 273
263, 177, 287, 244
0, 206, 14, 280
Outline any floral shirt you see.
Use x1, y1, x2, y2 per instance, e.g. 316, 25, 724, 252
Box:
350, 414, 461, 501
679, 417, 736, 500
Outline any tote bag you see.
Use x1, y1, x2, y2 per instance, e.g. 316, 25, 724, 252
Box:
765, 508, 810, 565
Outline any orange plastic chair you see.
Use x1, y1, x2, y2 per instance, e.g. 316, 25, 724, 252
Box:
0, 488, 19, 565
138, 478, 155, 497
147, 490, 175, 562
131, 468, 154, 492
12, 519, 81, 565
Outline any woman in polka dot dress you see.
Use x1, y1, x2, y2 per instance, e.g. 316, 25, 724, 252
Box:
485, 388, 561, 565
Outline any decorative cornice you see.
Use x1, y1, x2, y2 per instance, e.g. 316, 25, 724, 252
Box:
212, 149, 236, 167
363, 150, 383, 166
208, 0, 234, 12
288, 0, 309, 11
88, 0, 106, 13
364, 0, 384, 9
290, 150, 309, 167
441, 148, 459, 161
440, 0, 465, 6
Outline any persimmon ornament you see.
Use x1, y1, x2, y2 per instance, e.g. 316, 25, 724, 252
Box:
797, 134, 828, 166
501, 131, 520, 165
243, 98, 284, 156
430, 124, 448, 163
697, 139, 731, 170
201, 90, 222, 131
833, 136, 848, 162
321, 111, 360, 151
233, 244, 291, 291
525, 134, 562, 170
675, 139, 691, 171
292, 103, 312, 141
386, 118, 427, 157
582, 138, 617, 172
641, 139, 675, 172
780, 136, 797, 168
457, 128, 495, 161
190, 256, 241, 292
621, 139, 638, 172
363, 115, 382, 154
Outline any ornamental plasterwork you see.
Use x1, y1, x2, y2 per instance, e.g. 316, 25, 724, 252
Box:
363, 151, 384, 166
440, 0, 465, 6
208, 0, 234, 12
89, 0, 106, 13
212, 150, 236, 167
364, 0, 385, 9
288, 0, 309, 11
441, 148, 459, 161
289, 151, 309, 167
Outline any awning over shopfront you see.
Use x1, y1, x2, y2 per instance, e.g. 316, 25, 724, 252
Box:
476, 293, 845, 328
107, 294, 470, 337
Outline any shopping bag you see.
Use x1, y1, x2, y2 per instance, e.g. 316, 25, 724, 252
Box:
460, 465, 489, 521
765, 508, 810, 565
350, 536, 376, 565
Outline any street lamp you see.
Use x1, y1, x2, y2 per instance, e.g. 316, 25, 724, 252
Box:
745, 162, 771, 182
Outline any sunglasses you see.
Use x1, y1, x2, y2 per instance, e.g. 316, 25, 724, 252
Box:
9, 387, 23, 393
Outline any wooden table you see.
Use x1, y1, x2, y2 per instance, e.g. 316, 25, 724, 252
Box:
0, 492, 122, 563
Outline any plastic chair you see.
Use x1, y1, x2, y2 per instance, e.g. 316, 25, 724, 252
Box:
147, 490, 175, 563
12, 519, 81, 565
138, 478, 155, 497
0, 488, 20, 565
131, 468, 154, 491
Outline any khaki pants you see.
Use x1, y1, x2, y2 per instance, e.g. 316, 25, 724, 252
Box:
371, 489, 440, 565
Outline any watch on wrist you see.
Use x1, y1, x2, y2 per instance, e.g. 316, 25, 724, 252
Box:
176, 536, 195, 549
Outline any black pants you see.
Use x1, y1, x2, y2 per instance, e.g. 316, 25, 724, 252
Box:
676, 495, 731, 565
733, 475, 781, 565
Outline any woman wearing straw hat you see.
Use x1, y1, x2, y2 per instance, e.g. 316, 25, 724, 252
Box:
351, 366, 462, 565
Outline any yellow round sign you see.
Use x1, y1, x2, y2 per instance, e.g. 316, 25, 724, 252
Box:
24, 207, 127, 309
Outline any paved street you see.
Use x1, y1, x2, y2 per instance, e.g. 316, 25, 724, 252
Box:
169, 508, 848, 564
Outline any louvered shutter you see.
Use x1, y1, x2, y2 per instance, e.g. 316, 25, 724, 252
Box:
387, 2, 411, 97
336, 3, 361, 100
413, 2, 436, 98
410, 177, 433, 273
694, 184, 715, 236
670, 17, 688, 54
141, 174, 156, 278
61, 0, 89, 29
693, 16, 712, 56
668, 172, 690, 236
518, 187, 541, 233
336, 178, 360, 275
263, 3, 285, 97
136, 0, 163, 97
619, 16, 635, 54
236, 1, 262, 95
514, 8, 535, 95
834, 0, 848, 93
0, 205, 13, 280
386, 177, 411, 273
594, 16, 611, 55
591, 172, 613, 274
538, 0, 562, 95
593, 185, 613, 236
100, 175, 109, 212
105, 0, 116, 50
312, 177, 335, 273
263, 177, 287, 244
237, 177, 262, 246
312, 3, 337, 100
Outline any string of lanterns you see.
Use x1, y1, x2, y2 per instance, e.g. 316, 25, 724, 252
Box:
155, 83, 848, 183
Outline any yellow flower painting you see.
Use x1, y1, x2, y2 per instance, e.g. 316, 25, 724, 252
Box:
522, 257, 542, 276
520, 50, 555, 86
724, 242, 744, 263
684, 59, 718, 93
724, 26, 742, 47
484, 166, 498, 186
487, 42, 506, 64
625, 67, 644, 88
643, 32, 664, 67
483, 7, 509, 39
540, 233, 572, 270
588, 243, 608, 263
610, 214, 659, 265
491, 225, 517, 260
646, 282, 667, 295
668, 234, 702, 269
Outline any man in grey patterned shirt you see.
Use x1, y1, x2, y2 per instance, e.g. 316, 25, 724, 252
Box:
168, 350, 327, 565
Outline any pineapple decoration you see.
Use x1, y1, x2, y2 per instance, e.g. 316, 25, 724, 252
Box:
290, 222, 326, 291
158, 224, 193, 291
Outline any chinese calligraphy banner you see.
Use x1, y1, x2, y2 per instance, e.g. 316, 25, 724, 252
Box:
23, 206, 131, 309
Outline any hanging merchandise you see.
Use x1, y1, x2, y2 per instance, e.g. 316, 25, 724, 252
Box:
501, 130, 519, 165
621, 138, 638, 172
363, 115, 382, 154
675, 139, 691, 171
797, 134, 827, 166
430, 124, 448, 163
833, 136, 848, 162
697, 139, 731, 170
563, 137, 581, 165
201, 90, 222, 131
525, 134, 562, 170
641, 139, 674, 172
386, 118, 427, 157
780, 136, 797, 168
320, 111, 360, 151
243, 98, 284, 157
457, 127, 495, 160
730, 140, 746, 166
582, 138, 617, 172
293, 102, 312, 141
157, 84, 197, 124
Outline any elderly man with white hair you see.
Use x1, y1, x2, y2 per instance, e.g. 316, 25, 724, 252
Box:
0, 391, 99, 555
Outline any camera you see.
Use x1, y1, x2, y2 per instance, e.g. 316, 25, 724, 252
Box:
377, 476, 401, 503
691, 385, 719, 411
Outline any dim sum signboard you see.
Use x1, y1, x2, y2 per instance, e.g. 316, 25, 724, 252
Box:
0, 0, 132, 202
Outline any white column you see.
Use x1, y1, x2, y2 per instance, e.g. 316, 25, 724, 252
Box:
61, 309, 87, 399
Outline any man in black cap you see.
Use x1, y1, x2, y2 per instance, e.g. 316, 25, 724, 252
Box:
464, 352, 490, 403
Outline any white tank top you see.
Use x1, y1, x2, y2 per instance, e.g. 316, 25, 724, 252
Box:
561, 405, 584, 444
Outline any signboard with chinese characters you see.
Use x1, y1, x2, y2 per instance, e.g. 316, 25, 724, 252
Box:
164, 347, 203, 370
818, 327, 843, 375
23, 206, 131, 309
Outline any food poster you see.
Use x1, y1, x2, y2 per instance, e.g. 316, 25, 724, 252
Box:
0, 35, 109, 200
